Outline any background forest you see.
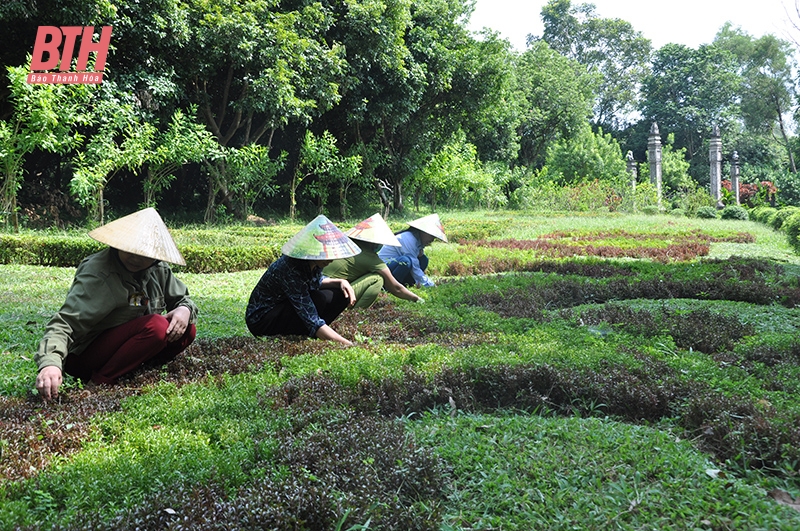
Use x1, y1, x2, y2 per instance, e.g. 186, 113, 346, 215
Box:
1, 0, 799, 227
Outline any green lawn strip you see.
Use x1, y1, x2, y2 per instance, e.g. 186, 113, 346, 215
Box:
3, 213, 800, 528
0, 368, 448, 530
410, 411, 800, 530
1, 332, 798, 528
0, 372, 286, 529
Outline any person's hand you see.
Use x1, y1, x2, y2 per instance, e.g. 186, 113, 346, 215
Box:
415, 297, 426, 304
316, 324, 353, 346
340, 279, 356, 307
36, 366, 63, 400
165, 306, 191, 342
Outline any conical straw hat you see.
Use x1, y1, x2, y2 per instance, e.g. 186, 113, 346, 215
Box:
408, 213, 447, 242
282, 215, 361, 260
345, 213, 401, 247
88, 207, 186, 265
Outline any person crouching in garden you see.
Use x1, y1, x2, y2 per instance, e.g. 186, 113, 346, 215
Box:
245, 215, 360, 346
377, 213, 447, 288
35, 208, 198, 400
323, 213, 424, 308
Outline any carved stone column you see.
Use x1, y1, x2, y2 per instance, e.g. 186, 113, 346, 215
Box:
626, 150, 638, 191
647, 123, 662, 208
731, 151, 740, 205
709, 124, 723, 208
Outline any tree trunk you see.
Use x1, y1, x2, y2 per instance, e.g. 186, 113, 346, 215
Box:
289, 173, 298, 221
392, 177, 404, 212
776, 102, 797, 173
12, 196, 18, 232
204, 171, 218, 223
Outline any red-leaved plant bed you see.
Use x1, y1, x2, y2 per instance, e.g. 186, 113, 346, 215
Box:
447, 230, 756, 274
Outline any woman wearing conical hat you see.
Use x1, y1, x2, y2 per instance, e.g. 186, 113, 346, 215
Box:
377, 213, 447, 289
323, 213, 424, 308
245, 215, 360, 346
35, 208, 198, 400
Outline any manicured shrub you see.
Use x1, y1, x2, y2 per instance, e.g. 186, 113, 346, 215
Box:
750, 206, 777, 224
719, 205, 749, 221
640, 205, 660, 215
0, 234, 103, 266
767, 206, 800, 231
782, 212, 800, 252
0, 234, 281, 273
178, 244, 281, 273
695, 206, 718, 219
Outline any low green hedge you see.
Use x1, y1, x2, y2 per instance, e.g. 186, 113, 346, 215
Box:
783, 212, 800, 252
767, 206, 800, 231
0, 235, 104, 267
750, 206, 777, 224
719, 205, 749, 221
178, 244, 281, 273
695, 206, 718, 219
0, 234, 281, 273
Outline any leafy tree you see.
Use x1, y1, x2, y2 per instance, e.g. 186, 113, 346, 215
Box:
330, 146, 369, 219
1, 65, 91, 230
409, 130, 484, 211
223, 143, 284, 218
291, 130, 361, 221
319, 0, 508, 213
70, 94, 151, 223
515, 40, 598, 168
715, 25, 798, 174
538, 0, 652, 131
456, 31, 522, 165
640, 43, 740, 179
73, 100, 227, 223
142, 107, 220, 208
544, 124, 627, 186
157, 0, 348, 220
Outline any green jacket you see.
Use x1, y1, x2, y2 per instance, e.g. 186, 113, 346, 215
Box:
36, 248, 198, 372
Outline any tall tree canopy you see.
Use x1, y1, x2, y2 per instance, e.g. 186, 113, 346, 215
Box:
537, 0, 652, 132
515, 40, 598, 168
640, 43, 740, 179
715, 24, 798, 173
2, 0, 799, 222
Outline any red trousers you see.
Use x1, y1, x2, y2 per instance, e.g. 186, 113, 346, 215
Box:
64, 314, 196, 385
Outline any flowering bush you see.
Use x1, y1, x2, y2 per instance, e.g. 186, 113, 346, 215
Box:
722, 180, 777, 207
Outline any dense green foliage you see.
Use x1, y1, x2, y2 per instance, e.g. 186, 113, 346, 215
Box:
0, 0, 798, 228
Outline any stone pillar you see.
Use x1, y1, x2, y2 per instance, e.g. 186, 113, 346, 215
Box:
626, 150, 637, 191
731, 151, 740, 205
647, 122, 662, 208
709, 124, 723, 208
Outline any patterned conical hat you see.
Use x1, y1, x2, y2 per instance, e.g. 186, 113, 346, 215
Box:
282, 215, 361, 260
88, 207, 186, 265
408, 213, 447, 242
345, 213, 401, 247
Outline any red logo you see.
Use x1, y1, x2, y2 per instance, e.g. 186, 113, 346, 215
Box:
27, 26, 112, 85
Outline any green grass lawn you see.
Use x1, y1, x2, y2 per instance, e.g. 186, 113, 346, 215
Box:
2, 211, 800, 530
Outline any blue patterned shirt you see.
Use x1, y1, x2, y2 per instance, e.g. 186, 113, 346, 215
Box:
378, 230, 434, 287
245, 255, 326, 336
